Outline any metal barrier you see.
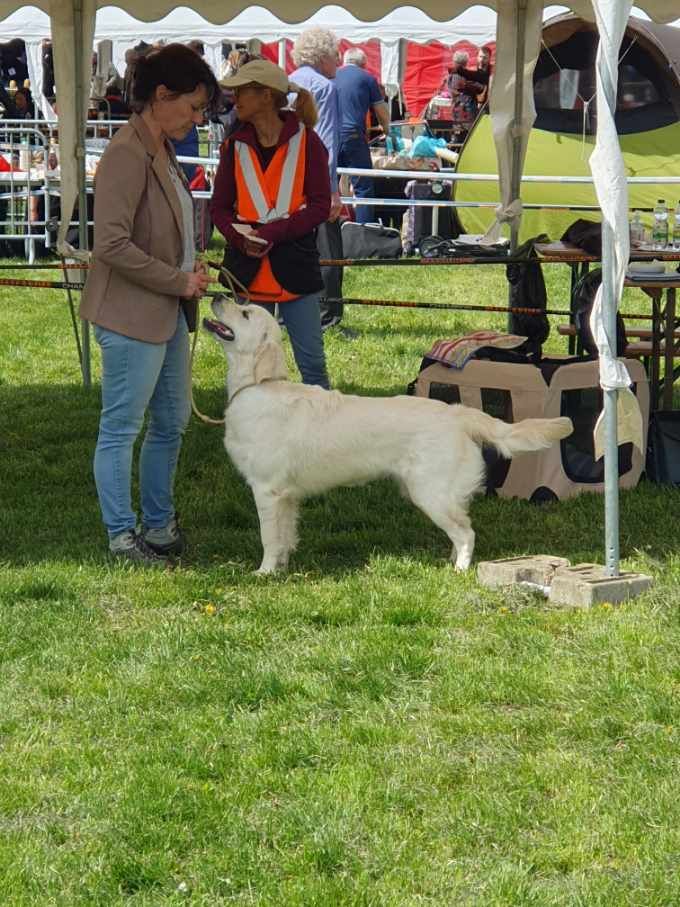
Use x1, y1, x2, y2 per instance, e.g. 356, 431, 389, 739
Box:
0, 123, 51, 262
0, 119, 219, 262
3, 121, 679, 263
337, 165, 680, 236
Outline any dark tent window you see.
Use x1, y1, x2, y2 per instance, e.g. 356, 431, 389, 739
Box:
618, 63, 662, 109
533, 31, 678, 135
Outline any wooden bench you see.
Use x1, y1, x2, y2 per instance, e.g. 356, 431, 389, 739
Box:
557, 324, 680, 357
557, 324, 680, 341
556, 324, 680, 366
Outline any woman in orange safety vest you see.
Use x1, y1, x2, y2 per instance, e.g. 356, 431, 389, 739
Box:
211, 59, 332, 389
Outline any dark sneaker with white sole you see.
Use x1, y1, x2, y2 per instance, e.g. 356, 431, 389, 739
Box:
142, 516, 185, 557
109, 529, 168, 565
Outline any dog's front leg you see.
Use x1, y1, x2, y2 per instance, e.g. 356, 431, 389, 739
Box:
252, 488, 289, 575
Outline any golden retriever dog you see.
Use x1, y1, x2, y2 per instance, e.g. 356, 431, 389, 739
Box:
204, 298, 572, 574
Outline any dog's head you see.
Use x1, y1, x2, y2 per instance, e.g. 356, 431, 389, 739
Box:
203, 296, 288, 384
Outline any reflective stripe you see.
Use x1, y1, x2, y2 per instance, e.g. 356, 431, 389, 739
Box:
235, 123, 305, 223
274, 124, 304, 218
235, 140, 271, 222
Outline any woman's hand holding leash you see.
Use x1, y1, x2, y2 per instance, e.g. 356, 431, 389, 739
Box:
183, 262, 210, 299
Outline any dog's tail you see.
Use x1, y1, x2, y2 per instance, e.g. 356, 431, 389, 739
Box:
458, 408, 573, 459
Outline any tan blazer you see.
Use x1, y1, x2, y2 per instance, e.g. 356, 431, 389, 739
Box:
80, 114, 197, 343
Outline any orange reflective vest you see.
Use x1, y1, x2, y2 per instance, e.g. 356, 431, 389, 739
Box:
234, 123, 307, 302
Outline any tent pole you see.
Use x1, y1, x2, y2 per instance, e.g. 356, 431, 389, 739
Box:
602, 218, 620, 576
598, 12, 622, 578
507, 0, 527, 330
509, 0, 527, 255
278, 38, 286, 69
74, 0, 91, 388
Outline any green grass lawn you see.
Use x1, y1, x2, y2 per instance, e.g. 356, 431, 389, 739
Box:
2, 256, 680, 905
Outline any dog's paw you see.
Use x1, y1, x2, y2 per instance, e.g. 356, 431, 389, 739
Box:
253, 564, 285, 576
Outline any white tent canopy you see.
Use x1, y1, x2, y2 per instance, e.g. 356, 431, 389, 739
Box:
1, 5, 506, 117
94, 4, 499, 43
94, 4, 503, 102
4, 5, 675, 116
1, 0, 677, 575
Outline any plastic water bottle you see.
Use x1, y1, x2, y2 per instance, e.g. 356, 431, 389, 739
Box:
673, 201, 680, 250
18, 135, 30, 172
652, 199, 669, 249
47, 137, 58, 172
630, 210, 644, 246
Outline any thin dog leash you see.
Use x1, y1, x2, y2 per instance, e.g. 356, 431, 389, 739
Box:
189, 262, 251, 427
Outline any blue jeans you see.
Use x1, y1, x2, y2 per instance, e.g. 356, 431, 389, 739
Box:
93, 311, 191, 538
338, 134, 375, 225
253, 291, 329, 389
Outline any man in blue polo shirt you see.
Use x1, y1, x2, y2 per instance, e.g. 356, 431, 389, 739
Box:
335, 47, 390, 224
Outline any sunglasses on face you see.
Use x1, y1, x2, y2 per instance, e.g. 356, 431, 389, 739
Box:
233, 84, 266, 97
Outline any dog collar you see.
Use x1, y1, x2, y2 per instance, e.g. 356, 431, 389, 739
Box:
227, 377, 278, 408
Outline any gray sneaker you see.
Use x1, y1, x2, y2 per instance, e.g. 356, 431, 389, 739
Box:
142, 516, 185, 557
109, 529, 168, 565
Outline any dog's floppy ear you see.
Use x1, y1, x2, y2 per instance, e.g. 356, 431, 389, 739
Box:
253, 332, 288, 384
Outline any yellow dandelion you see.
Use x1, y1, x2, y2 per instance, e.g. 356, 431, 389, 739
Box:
204, 603, 217, 616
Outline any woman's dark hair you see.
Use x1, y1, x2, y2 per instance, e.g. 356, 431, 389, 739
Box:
131, 42, 219, 113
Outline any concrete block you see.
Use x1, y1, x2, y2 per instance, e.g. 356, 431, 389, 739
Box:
549, 563, 653, 607
477, 555, 571, 589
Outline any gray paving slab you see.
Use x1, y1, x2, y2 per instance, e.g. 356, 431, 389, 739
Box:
477, 555, 571, 589
549, 563, 653, 607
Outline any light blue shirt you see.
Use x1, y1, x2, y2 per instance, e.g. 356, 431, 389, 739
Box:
290, 64, 339, 193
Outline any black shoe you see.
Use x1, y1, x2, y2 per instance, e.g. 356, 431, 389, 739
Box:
110, 530, 168, 565
142, 516, 185, 556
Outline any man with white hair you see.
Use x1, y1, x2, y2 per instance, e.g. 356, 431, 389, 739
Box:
335, 47, 390, 225
290, 27, 345, 331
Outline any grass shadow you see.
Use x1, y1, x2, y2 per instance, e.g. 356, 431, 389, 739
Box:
3, 382, 679, 574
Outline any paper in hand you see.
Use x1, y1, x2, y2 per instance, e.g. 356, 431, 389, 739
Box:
232, 223, 268, 245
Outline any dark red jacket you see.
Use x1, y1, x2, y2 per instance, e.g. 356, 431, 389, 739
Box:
210, 110, 331, 254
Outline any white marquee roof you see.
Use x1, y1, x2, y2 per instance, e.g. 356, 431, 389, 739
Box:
18, 1, 676, 24
0, 4, 674, 46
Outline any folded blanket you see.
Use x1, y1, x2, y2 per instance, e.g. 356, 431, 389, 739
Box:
426, 332, 528, 370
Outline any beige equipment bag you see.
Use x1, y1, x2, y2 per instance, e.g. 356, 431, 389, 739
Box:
414, 357, 649, 503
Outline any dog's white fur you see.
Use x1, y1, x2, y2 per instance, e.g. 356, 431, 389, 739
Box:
206, 299, 572, 574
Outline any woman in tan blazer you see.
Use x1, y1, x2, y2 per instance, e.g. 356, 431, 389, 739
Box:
80, 44, 218, 563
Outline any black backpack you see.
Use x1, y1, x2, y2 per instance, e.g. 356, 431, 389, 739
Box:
506, 237, 550, 360
572, 268, 627, 357
561, 219, 602, 257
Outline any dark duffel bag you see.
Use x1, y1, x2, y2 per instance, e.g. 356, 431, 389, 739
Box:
646, 410, 680, 485
341, 221, 402, 259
